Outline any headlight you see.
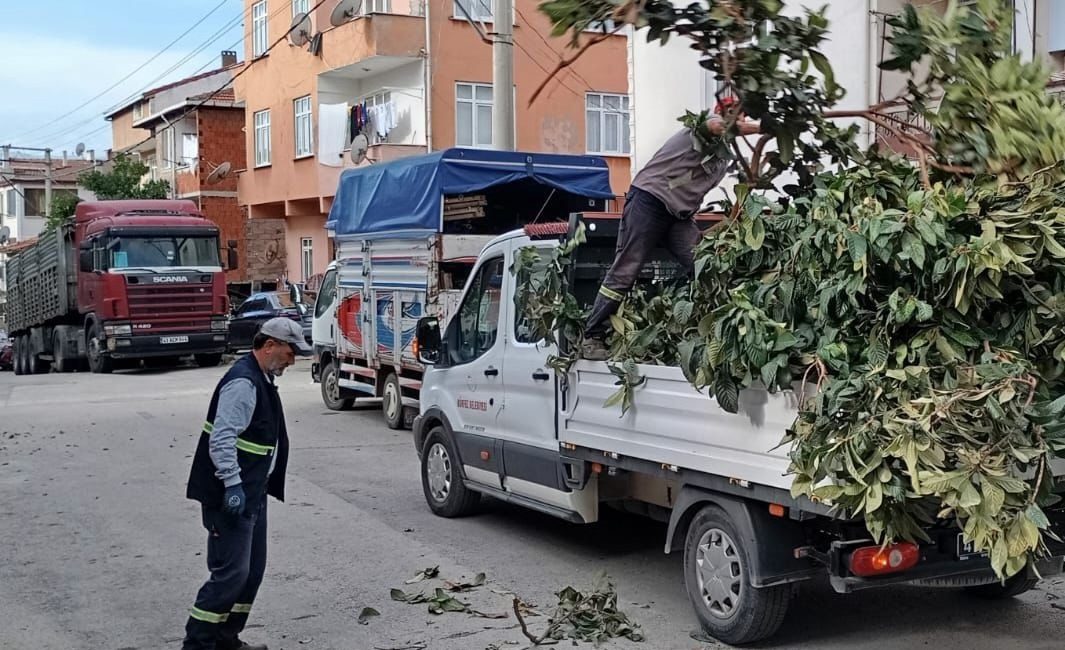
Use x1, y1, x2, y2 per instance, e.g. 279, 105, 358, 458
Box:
212, 318, 230, 331
104, 324, 132, 336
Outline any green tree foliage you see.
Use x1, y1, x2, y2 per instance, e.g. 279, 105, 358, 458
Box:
521, 0, 1065, 577
46, 154, 170, 231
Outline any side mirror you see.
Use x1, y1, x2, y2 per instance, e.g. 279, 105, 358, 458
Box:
415, 316, 441, 365
226, 240, 239, 270
79, 245, 93, 273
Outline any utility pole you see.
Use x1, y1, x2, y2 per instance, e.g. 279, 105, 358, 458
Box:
492, 0, 515, 151
44, 148, 53, 217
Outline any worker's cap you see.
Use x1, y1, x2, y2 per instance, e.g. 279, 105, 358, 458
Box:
259, 317, 312, 356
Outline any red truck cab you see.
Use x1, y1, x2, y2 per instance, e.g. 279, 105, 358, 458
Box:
73, 200, 235, 372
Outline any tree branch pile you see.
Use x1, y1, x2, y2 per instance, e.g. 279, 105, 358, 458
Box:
522, 0, 1065, 577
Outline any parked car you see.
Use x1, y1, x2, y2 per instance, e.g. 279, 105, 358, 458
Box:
0, 337, 12, 371
228, 287, 311, 352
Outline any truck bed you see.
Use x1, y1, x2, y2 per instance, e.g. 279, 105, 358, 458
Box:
4, 228, 74, 332
560, 361, 1065, 493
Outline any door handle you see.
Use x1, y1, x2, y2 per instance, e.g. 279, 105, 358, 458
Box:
484, 367, 499, 377
532, 370, 550, 381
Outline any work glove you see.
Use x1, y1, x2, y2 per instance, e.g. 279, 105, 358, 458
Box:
222, 484, 246, 517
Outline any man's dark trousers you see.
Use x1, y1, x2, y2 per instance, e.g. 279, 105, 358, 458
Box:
183, 499, 267, 650
585, 186, 701, 338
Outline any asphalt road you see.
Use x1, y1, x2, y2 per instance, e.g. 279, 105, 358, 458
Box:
1, 360, 1063, 650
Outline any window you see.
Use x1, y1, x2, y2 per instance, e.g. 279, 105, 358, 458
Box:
181, 133, 199, 167
252, 1, 269, 57
160, 128, 176, 168
254, 109, 271, 166
365, 0, 391, 13
701, 69, 717, 112
6, 189, 19, 217
514, 247, 547, 344
454, 0, 491, 21
450, 257, 504, 364
586, 92, 631, 155
292, 0, 309, 16
238, 297, 269, 316
301, 237, 314, 282
456, 83, 493, 148
314, 268, 337, 318
294, 96, 313, 157
361, 91, 392, 144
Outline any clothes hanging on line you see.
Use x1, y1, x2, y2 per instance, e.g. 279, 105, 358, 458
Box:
367, 102, 399, 139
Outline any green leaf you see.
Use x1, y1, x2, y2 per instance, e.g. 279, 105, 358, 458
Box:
809, 50, 836, 97
846, 231, 867, 262
745, 219, 766, 250
713, 372, 740, 414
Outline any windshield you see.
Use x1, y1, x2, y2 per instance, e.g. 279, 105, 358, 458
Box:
109, 235, 220, 269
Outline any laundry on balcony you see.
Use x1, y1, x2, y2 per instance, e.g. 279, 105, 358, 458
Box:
367, 102, 398, 139
318, 102, 349, 167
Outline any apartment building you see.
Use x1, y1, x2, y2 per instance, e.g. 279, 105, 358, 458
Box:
235, 0, 630, 284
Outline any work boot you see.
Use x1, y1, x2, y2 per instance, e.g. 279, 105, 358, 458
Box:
581, 337, 610, 361
218, 640, 268, 650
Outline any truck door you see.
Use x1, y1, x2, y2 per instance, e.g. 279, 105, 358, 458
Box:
312, 265, 338, 348
497, 240, 562, 488
442, 254, 507, 446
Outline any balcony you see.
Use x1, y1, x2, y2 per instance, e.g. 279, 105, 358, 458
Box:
320, 8, 425, 78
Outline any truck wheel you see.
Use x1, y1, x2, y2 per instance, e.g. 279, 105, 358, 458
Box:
87, 324, 113, 374
382, 372, 404, 429
194, 353, 223, 368
13, 337, 25, 376
683, 505, 791, 645
964, 572, 1039, 599
421, 427, 480, 517
52, 332, 68, 373
321, 363, 354, 411
30, 337, 49, 374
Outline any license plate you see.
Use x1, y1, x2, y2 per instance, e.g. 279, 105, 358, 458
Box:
956, 534, 988, 561
160, 336, 189, 344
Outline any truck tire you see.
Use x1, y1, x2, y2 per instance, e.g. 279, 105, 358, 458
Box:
195, 353, 223, 368
13, 337, 25, 376
52, 332, 66, 373
22, 336, 36, 375
382, 371, 404, 429
29, 336, 49, 374
321, 362, 354, 411
421, 427, 480, 517
964, 572, 1039, 599
683, 504, 791, 645
87, 323, 113, 374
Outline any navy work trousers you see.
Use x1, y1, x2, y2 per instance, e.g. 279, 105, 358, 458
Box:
585, 186, 701, 338
183, 499, 267, 650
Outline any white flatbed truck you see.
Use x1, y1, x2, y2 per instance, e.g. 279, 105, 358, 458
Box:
409, 215, 1065, 645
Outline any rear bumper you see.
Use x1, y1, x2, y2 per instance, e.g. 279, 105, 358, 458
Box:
107, 332, 228, 359
822, 507, 1065, 593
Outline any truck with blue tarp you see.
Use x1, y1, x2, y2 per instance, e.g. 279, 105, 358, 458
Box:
310, 148, 615, 429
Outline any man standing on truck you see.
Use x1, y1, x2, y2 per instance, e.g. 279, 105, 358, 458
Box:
182, 318, 311, 650
582, 98, 761, 360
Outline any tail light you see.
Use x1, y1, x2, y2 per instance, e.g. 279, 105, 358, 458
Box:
849, 542, 920, 577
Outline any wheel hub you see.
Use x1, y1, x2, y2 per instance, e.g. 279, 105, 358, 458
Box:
426, 443, 452, 502
385, 382, 399, 419
695, 527, 744, 619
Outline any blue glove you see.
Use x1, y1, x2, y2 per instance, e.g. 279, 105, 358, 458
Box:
222, 484, 246, 517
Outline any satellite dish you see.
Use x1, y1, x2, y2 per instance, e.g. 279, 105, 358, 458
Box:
350, 134, 369, 165
330, 0, 363, 26
205, 161, 233, 185
288, 13, 313, 47
0, 226, 9, 245
75, 142, 86, 157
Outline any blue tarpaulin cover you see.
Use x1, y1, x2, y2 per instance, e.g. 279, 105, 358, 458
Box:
326, 148, 614, 235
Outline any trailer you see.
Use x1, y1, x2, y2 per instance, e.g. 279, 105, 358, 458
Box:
311, 148, 615, 428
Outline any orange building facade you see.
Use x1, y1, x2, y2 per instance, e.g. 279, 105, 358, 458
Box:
235, 0, 630, 283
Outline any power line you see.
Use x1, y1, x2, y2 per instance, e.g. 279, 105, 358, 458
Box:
513, 7, 597, 91
512, 40, 583, 100
2, 0, 233, 143
50, 0, 330, 183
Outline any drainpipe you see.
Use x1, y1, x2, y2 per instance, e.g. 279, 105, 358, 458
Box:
160, 114, 177, 198
423, 0, 433, 153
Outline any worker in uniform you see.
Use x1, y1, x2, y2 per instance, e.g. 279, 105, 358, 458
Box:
182, 317, 311, 650
582, 99, 761, 360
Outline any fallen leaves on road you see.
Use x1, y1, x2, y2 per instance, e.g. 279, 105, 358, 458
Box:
444, 572, 486, 592
405, 566, 440, 584
357, 606, 380, 625
514, 572, 644, 645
